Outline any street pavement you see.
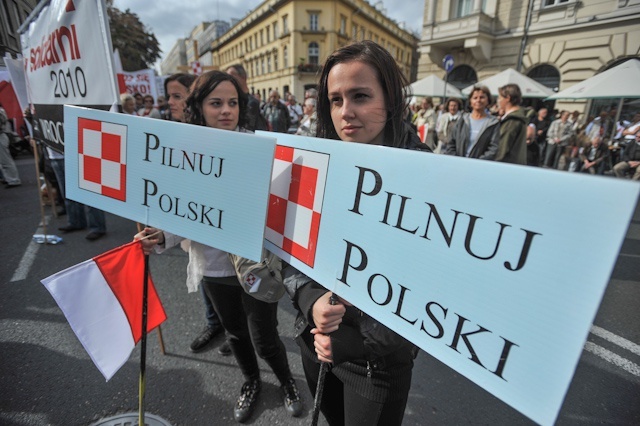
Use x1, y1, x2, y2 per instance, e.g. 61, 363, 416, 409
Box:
1, 154, 639, 425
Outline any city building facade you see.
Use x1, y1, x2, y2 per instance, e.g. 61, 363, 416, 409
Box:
418, 0, 640, 117
207, 0, 418, 100
0, 0, 37, 67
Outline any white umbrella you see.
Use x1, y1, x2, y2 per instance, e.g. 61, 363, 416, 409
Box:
462, 68, 554, 98
547, 59, 640, 100
408, 75, 464, 98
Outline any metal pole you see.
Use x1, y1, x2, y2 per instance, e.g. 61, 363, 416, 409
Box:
138, 254, 150, 426
310, 293, 339, 426
517, 0, 535, 72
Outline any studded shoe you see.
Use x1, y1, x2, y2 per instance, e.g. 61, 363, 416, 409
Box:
234, 379, 261, 423
282, 377, 303, 417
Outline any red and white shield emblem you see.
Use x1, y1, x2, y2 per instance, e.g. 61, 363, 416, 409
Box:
77, 118, 127, 201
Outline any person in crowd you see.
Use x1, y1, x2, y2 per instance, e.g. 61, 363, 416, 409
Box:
621, 113, 640, 143
530, 107, 550, 165
526, 121, 539, 166
305, 88, 318, 100
495, 84, 527, 165
435, 97, 463, 153
544, 110, 573, 169
579, 135, 607, 174
163, 73, 229, 356
586, 110, 613, 142
413, 96, 436, 149
613, 130, 640, 180
284, 40, 424, 426
138, 94, 161, 118
136, 71, 303, 423
225, 64, 268, 131
286, 94, 303, 132
296, 97, 317, 137
0, 103, 22, 188
156, 95, 169, 120
120, 94, 138, 115
262, 90, 291, 133
133, 92, 144, 110
445, 85, 499, 160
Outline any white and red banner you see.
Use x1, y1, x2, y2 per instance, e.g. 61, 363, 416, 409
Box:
116, 69, 159, 102
20, 0, 119, 152
41, 241, 167, 381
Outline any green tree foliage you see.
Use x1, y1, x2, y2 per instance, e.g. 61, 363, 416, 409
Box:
106, 0, 161, 71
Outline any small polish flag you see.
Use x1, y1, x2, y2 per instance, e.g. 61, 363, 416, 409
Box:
41, 241, 166, 381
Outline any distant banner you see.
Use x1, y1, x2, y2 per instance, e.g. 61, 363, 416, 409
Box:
260, 132, 639, 426
64, 106, 276, 262
116, 69, 158, 102
20, 0, 119, 152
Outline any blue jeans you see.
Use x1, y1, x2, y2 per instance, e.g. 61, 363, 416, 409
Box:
50, 157, 106, 233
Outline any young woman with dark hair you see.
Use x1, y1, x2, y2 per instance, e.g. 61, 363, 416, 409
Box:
137, 71, 302, 424
285, 40, 424, 426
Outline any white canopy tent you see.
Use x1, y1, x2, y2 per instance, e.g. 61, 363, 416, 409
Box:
408, 74, 464, 99
546, 59, 640, 100
462, 68, 554, 98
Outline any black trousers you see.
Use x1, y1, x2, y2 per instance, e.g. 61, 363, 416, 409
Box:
203, 277, 292, 384
302, 354, 409, 426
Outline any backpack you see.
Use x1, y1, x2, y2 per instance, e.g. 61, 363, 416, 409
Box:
228, 249, 285, 303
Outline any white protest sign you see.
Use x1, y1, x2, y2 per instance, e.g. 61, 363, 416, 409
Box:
20, 0, 118, 151
117, 69, 158, 102
260, 132, 639, 426
64, 106, 276, 262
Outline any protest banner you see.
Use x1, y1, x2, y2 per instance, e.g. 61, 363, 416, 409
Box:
116, 69, 159, 102
63, 106, 276, 263
20, 0, 119, 152
260, 132, 640, 426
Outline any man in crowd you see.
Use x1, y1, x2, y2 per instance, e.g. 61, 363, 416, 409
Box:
530, 107, 550, 165
0, 104, 22, 188
262, 90, 290, 133
613, 130, 640, 180
544, 110, 574, 169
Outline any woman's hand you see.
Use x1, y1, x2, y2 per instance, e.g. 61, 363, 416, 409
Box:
133, 227, 164, 255
311, 292, 347, 334
311, 329, 333, 363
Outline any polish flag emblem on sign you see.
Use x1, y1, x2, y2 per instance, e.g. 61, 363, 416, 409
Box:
266, 146, 329, 267
77, 118, 127, 201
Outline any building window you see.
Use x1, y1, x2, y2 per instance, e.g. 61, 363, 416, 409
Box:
273, 22, 278, 38
284, 46, 288, 68
308, 42, 319, 65
261, 58, 265, 75
340, 15, 346, 35
274, 52, 278, 71
352, 24, 358, 39
266, 27, 270, 43
260, 30, 264, 46
454, 0, 487, 18
543, 0, 569, 6
283, 15, 289, 34
527, 64, 560, 92
267, 55, 272, 73
360, 27, 365, 40
310, 12, 319, 31
448, 65, 478, 90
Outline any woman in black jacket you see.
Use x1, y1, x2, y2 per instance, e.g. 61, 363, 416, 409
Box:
284, 40, 421, 426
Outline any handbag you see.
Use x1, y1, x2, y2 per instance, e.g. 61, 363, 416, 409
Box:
228, 249, 285, 303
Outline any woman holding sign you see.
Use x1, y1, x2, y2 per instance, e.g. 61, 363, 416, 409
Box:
135, 71, 302, 424
284, 40, 421, 426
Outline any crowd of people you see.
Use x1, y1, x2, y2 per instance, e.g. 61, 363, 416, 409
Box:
12, 39, 637, 426
407, 85, 640, 178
